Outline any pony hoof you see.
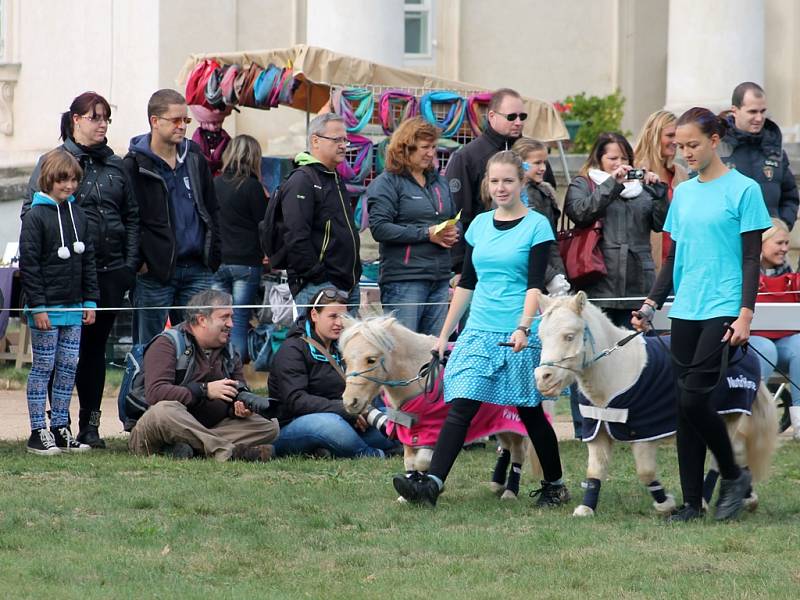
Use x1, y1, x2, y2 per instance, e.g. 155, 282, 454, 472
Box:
654, 494, 676, 514
573, 505, 595, 517
489, 482, 505, 495
744, 492, 759, 512
397, 496, 408, 504
500, 489, 518, 500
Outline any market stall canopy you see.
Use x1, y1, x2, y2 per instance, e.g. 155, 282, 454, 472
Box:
178, 44, 568, 142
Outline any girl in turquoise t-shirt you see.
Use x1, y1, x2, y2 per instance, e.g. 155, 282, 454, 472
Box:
393, 150, 569, 508
632, 108, 772, 523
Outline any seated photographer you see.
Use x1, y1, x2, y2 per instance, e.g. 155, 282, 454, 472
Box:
269, 288, 397, 458
128, 289, 279, 461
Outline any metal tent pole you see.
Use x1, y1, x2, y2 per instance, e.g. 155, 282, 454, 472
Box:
556, 140, 571, 185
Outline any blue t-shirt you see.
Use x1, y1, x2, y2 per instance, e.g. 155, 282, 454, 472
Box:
464, 210, 554, 332
664, 169, 771, 320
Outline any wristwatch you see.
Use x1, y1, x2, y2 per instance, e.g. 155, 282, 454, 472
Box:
199, 382, 208, 398
515, 325, 530, 336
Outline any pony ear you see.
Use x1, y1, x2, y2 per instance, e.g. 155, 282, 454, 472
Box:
538, 292, 553, 313
341, 314, 357, 330
570, 291, 587, 315
381, 316, 398, 330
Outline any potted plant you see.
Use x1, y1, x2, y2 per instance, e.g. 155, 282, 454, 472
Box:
554, 100, 581, 140
555, 91, 630, 154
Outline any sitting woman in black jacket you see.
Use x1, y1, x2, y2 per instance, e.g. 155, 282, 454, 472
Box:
268, 289, 396, 458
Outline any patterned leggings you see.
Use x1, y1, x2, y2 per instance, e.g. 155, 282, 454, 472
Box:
27, 325, 82, 430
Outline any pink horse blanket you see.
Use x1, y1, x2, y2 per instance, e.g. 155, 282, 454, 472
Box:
383, 370, 528, 447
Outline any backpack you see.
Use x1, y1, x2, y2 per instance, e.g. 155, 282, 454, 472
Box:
118, 328, 236, 431
258, 165, 324, 269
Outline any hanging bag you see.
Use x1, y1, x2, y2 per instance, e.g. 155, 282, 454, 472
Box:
556, 177, 607, 289
753, 272, 800, 339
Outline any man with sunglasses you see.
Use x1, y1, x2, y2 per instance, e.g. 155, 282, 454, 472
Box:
445, 88, 555, 275
124, 89, 221, 344
280, 112, 361, 315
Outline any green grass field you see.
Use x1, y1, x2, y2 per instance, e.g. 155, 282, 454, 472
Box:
1, 437, 798, 599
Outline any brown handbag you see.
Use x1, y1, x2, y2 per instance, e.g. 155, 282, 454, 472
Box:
557, 177, 607, 289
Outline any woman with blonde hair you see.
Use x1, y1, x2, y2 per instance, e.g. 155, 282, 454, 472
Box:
367, 116, 458, 334
634, 110, 688, 267
212, 134, 268, 361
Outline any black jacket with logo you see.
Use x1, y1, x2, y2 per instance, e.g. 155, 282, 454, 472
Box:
280, 155, 361, 296
720, 117, 799, 229
123, 136, 221, 283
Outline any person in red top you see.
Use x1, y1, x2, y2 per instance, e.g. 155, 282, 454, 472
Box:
634, 110, 688, 270
747, 217, 800, 439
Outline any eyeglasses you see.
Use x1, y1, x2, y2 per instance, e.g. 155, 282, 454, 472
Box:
494, 111, 528, 122
81, 115, 112, 124
315, 134, 350, 146
157, 116, 192, 126
312, 288, 349, 310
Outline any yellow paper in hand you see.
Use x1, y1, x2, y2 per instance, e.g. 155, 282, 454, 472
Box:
433, 210, 461, 235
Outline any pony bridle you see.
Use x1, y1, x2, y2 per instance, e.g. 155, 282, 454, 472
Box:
539, 323, 643, 374
346, 357, 424, 388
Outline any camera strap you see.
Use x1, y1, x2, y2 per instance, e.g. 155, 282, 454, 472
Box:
302, 335, 346, 381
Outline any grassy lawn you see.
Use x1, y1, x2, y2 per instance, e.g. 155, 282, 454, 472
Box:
0, 437, 798, 599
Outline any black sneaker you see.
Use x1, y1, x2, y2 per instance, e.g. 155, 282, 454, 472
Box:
51, 426, 90, 452
393, 472, 441, 506
715, 469, 752, 521
530, 481, 571, 507
26, 428, 61, 456
161, 442, 195, 460
667, 504, 705, 523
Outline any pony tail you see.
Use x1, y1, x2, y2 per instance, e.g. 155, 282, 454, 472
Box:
716, 114, 730, 138
59, 110, 73, 142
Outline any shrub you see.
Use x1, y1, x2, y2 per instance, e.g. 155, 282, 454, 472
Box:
560, 90, 631, 153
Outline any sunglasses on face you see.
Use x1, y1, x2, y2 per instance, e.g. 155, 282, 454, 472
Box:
312, 288, 349, 310
495, 111, 528, 122
157, 116, 192, 126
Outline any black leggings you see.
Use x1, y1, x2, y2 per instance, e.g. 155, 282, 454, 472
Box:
428, 398, 563, 484
671, 317, 741, 509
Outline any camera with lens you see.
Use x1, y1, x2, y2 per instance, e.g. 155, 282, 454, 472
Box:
626, 168, 646, 180
234, 382, 273, 417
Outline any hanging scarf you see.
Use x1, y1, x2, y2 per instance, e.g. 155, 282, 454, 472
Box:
378, 90, 418, 135
192, 128, 231, 176
204, 65, 226, 110
220, 64, 241, 106
335, 87, 375, 133
374, 137, 391, 175
466, 92, 492, 136
588, 168, 642, 199
336, 134, 373, 183
254, 64, 282, 107
276, 68, 299, 105
420, 91, 466, 138
185, 59, 220, 107
433, 138, 462, 173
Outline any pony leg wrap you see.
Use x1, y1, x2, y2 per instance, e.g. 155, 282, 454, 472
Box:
702, 469, 719, 504
581, 478, 601, 510
491, 448, 511, 485
647, 480, 668, 504
505, 463, 522, 496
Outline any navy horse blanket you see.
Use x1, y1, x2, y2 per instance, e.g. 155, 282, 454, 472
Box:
579, 336, 759, 443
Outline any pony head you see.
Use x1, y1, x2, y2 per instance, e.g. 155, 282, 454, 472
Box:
339, 316, 399, 415
534, 291, 591, 396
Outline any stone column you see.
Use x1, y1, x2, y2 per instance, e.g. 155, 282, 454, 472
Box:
665, 0, 764, 114
306, 0, 405, 68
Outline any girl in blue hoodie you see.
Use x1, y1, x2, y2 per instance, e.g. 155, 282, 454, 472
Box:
19, 149, 99, 455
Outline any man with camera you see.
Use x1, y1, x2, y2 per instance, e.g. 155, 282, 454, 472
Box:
128, 289, 279, 461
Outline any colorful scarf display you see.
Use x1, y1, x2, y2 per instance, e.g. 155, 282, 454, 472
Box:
467, 92, 492, 136
336, 134, 373, 183
335, 87, 375, 133
378, 90, 418, 135
420, 91, 467, 138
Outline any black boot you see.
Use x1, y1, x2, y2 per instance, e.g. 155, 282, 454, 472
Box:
77, 410, 106, 449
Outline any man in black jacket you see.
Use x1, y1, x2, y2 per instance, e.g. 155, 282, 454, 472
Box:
123, 89, 221, 344
280, 113, 361, 315
720, 82, 798, 230
445, 88, 556, 273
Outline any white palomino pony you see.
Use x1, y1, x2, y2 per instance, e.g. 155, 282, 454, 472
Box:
339, 316, 537, 499
534, 292, 777, 517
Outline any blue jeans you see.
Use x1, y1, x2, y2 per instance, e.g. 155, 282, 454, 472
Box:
749, 334, 800, 406
134, 264, 213, 344
380, 279, 450, 335
212, 264, 261, 362
273, 412, 394, 458
293, 281, 361, 317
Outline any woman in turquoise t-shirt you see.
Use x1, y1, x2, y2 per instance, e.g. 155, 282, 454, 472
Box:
633, 108, 772, 523
393, 150, 569, 508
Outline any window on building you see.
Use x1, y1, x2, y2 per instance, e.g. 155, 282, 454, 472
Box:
404, 0, 432, 58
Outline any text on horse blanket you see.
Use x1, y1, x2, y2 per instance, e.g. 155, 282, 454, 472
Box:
580, 336, 758, 443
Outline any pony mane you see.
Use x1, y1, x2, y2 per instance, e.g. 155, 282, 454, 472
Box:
340, 315, 397, 354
